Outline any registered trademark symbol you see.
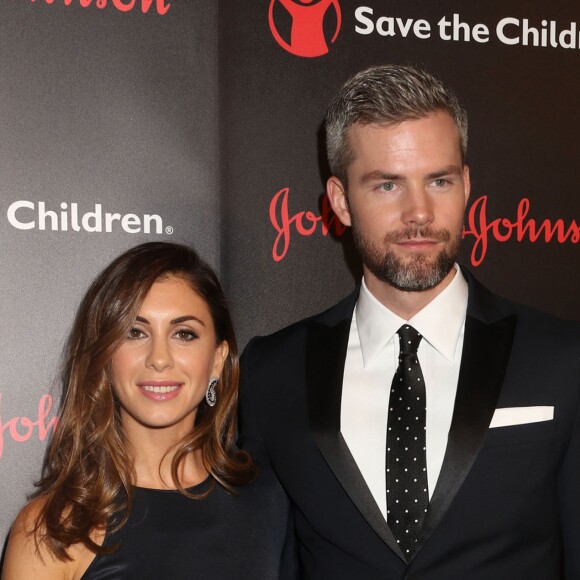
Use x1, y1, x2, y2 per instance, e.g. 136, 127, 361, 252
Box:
165, 226, 173, 235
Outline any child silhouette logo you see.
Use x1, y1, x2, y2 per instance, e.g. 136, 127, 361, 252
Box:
268, 0, 342, 58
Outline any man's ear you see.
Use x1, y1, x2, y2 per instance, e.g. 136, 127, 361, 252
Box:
462, 165, 471, 206
326, 176, 352, 227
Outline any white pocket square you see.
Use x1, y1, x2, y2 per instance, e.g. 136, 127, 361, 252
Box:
489, 406, 554, 428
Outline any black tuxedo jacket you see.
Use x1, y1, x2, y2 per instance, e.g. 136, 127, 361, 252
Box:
240, 270, 580, 579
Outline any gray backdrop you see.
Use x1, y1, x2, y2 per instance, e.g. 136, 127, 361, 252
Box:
1, 0, 218, 547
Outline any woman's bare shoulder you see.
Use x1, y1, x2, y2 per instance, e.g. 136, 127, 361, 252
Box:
2, 497, 90, 580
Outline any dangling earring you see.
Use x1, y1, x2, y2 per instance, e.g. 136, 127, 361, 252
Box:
206, 377, 218, 407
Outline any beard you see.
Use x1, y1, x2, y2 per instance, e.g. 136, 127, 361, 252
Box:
351, 219, 462, 292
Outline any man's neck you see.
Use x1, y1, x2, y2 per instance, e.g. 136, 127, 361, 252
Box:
363, 267, 458, 320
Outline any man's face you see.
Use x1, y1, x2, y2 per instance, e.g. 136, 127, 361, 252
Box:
327, 112, 470, 292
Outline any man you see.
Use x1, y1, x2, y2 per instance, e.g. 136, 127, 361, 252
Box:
240, 64, 580, 579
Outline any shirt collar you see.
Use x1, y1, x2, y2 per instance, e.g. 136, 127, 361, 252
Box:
356, 264, 468, 367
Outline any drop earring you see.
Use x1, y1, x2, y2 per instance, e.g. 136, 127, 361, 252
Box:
205, 377, 218, 407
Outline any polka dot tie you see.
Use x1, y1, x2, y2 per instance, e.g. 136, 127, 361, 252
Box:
386, 324, 429, 560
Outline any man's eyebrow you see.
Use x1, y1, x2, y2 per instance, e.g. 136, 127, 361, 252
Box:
359, 170, 403, 184
134, 315, 205, 326
426, 165, 463, 179
359, 166, 463, 185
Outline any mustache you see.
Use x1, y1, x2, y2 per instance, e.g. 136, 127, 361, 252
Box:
384, 227, 452, 244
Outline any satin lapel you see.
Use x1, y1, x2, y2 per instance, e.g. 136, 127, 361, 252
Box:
413, 312, 517, 557
306, 318, 405, 560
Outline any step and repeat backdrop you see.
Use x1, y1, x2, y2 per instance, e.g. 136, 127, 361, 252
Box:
221, 0, 580, 346
0, 0, 219, 548
1, 0, 579, 551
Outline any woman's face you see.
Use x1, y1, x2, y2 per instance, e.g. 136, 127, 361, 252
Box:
110, 275, 228, 437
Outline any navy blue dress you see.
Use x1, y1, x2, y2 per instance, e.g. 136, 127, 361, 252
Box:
81, 471, 298, 579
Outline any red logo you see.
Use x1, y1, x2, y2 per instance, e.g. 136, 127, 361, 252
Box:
269, 188, 580, 265
28, 0, 170, 16
0, 393, 58, 461
268, 0, 342, 58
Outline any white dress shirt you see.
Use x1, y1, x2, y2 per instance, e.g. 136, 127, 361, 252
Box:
340, 265, 468, 520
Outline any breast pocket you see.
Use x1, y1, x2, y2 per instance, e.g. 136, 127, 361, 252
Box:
482, 417, 556, 448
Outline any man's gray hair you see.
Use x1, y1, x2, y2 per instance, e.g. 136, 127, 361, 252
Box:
325, 64, 468, 184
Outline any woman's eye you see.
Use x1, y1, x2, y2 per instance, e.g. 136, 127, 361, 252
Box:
175, 329, 197, 342
127, 328, 146, 340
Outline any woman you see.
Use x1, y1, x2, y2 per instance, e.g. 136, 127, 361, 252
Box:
3, 242, 297, 579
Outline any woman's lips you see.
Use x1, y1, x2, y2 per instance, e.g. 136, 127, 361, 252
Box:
138, 381, 183, 401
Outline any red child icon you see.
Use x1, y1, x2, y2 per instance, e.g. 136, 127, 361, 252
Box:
268, 0, 342, 57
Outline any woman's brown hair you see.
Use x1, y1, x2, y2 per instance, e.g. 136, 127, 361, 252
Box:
33, 242, 255, 560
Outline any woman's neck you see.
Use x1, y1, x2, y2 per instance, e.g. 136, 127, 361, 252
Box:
123, 420, 208, 489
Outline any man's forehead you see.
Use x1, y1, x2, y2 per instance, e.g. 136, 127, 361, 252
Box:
345, 113, 462, 159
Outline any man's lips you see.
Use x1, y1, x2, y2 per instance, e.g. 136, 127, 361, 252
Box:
394, 238, 441, 249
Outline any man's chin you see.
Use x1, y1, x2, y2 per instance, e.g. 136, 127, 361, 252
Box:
387, 274, 448, 293
369, 253, 456, 292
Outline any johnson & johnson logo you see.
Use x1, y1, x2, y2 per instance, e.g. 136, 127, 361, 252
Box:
0, 393, 58, 461
269, 188, 580, 265
27, 0, 170, 15
268, 0, 342, 57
